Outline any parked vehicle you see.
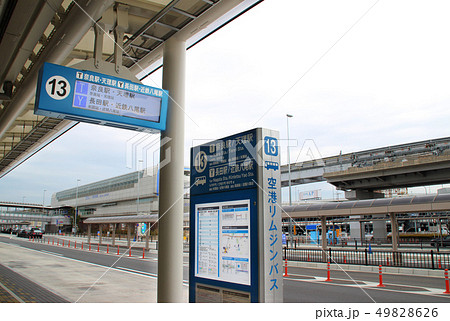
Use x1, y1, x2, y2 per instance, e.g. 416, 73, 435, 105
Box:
29, 228, 43, 239
430, 235, 450, 247
17, 228, 29, 238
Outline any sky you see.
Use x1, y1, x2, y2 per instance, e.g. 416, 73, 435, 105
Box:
1, 0, 450, 204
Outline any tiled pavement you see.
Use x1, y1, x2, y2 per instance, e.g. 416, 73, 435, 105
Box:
0, 263, 68, 303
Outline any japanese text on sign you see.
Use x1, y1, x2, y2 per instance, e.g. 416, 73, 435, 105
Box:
73, 80, 162, 122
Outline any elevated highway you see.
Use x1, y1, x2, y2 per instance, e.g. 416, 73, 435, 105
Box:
280, 136, 450, 199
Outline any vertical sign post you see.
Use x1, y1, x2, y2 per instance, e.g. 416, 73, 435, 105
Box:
189, 128, 282, 303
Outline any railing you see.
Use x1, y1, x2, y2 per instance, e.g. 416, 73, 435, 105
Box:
283, 247, 450, 270
285, 237, 440, 250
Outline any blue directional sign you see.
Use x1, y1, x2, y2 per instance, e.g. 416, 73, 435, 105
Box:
190, 129, 258, 196
35, 62, 168, 132
189, 128, 283, 303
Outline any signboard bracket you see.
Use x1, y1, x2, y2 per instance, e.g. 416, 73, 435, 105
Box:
70, 59, 139, 83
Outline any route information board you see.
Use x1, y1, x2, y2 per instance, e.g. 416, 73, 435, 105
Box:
35, 62, 168, 132
195, 200, 250, 285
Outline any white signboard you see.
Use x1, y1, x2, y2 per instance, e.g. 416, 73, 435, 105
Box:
258, 128, 283, 303
195, 200, 251, 285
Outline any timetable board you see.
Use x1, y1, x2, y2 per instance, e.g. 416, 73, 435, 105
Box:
195, 200, 251, 285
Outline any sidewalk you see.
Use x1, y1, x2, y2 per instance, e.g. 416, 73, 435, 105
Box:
0, 237, 188, 302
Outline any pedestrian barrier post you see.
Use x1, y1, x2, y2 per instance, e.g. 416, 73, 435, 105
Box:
129, 246, 132, 257
377, 265, 385, 287
444, 269, 450, 294
107, 244, 109, 254
283, 259, 289, 277
142, 248, 145, 259
325, 262, 331, 281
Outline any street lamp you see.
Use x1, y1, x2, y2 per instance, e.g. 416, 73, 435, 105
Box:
286, 114, 294, 245
137, 160, 143, 241
75, 179, 80, 234
42, 189, 47, 207
286, 114, 293, 206
137, 160, 143, 215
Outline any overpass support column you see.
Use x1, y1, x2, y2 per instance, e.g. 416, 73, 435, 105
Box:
389, 213, 399, 251
389, 213, 402, 266
157, 37, 186, 303
87, 224, 91, 244
321, 216, 328, 262
372, 215, 387, 242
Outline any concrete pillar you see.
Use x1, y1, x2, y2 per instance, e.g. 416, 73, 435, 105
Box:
372, 215, 387, 242
360, 221, 366, 243
157, 37, 185, 303
87, 224, 91, 244
349, 218, 361, 243
127, 223, 132, 248
389, 212, 402, 266
321, 216, 328, 262
99, 224, 102, 245
145, 222, 150, 251
112, 224, 116, 246
389, 213, 399, 251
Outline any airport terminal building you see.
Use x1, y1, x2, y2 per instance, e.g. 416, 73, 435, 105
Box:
51, 168, 190, 237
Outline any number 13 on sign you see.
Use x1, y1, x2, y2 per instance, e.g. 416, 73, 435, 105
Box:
45, 75, 71, 100
264, 136, 278, 156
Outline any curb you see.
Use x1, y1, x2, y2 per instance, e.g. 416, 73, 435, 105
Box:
287, 260, 445, 277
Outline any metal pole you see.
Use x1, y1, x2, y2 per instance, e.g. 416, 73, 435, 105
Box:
321, 216, 328, 262
42, 189, 46, 231
286, 114, 293, 206
158, 37, 185, 302
75, 179, 80, 234
137, 160, 143, 216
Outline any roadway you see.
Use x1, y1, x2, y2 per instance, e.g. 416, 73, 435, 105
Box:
1, 234, 450, 303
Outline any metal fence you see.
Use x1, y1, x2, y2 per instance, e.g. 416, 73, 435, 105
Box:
283, 247, 450, 270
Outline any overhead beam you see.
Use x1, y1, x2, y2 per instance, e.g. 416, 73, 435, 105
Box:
0, 0, 114, 138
